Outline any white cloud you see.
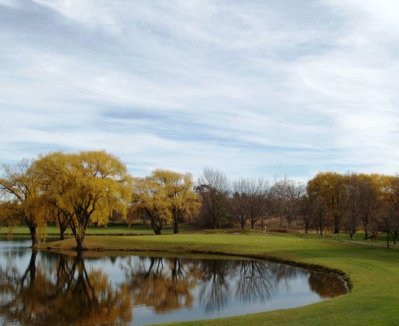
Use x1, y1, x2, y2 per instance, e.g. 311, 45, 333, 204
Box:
1, 0, 399, 180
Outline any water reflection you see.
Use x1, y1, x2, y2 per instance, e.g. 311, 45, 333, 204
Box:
123, 257, 195, 312
308, 271, 348, 298
0, 251, 132, 325
0, 244, 347, 326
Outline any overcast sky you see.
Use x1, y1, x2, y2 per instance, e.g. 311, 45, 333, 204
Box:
1, 0, 398, 180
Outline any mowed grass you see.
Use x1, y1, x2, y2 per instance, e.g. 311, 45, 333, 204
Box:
0, 223, 193, 237
45, 232, 399, 325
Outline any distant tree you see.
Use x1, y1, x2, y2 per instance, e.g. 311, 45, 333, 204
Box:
131, 176, 171, 235
310, 195, 328, 237
230, 180, 249, 230
230, 178, 269, 230
270, 178, 304, 228
342, 175, 358, 240
307, 172, 348, 233
196, 169, 230, 229
131, 170, 199, 235
297, 195, 313, 233
382, 175, 399, 246
355, 174, 380, 239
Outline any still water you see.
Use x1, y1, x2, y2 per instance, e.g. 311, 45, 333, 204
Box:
0, 239, 347, 325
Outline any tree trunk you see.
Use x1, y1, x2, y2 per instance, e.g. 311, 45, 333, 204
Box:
173, 220, 179, 234
333, 216, 340, 234
393, 231, 398, 245
151, 219, 162, 235
28, 225, 38, 248
58, 220, 68, 241
76, 237, 84, 252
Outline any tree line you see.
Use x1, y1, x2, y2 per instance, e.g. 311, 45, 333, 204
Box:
195, 170, 399, 247
1, 151, 399, 250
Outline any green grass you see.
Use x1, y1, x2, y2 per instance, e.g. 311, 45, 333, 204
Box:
0, 223, 195, 237
44, 232, 399, 325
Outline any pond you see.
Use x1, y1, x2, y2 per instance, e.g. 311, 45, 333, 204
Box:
0, 239, 347, 325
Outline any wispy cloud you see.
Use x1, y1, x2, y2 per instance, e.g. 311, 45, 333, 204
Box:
1, 0, 399, 180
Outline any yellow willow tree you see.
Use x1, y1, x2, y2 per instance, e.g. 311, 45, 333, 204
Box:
0, 160, 47, 247
33, 152, 73, 240
152, 169, 200, 234
131, 170, 199, 235
307, 172, 348, 233
131, 176, 172, 235
36, 151, 132, 251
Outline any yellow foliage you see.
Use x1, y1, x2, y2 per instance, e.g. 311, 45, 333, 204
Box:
34, 150, 132, 249
131, 169, 200, 234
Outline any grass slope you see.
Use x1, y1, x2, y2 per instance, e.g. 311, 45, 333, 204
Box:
46, 233, 399, 325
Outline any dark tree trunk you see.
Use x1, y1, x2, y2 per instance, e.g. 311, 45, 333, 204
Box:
58, 220, 68, 241
392, 231, 398, 245
173, 220, 179, 234
151, 218, 162, 235
76, 237, 84, 252
333, 215, 340, 234
21, 249, 37, 288
28, 224, 38, 248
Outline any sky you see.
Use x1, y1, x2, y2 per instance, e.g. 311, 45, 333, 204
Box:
1, 0, 399, 181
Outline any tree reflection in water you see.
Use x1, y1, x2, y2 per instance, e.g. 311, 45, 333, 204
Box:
122, 256, 195, 312
308, 271, 348, 298
194, 259, 231, 312
0, 251, 132, 326
0, 251, 347, 325
121, 257, 335, 314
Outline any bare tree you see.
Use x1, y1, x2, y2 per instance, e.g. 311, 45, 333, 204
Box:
230, 179, 249, 230
383, 176, 399, 246
297, 195, 313, 233
231, 178, 269, 230
197, 169, 230, 229
342, 177, 358, 240
270, 178, 304, 228
311, 195, 328, 237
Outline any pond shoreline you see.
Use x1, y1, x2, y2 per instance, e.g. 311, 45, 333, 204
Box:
42, 238, 352, 294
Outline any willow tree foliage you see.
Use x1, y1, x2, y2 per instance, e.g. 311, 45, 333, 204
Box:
33, 152, 72, 240
0, 160, 47, 247
131, 169, 199, 235
35, 151, 132, 251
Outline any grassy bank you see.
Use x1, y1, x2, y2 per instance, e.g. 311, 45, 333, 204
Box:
0, 224, 187, 237
44, 232, 399, 325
